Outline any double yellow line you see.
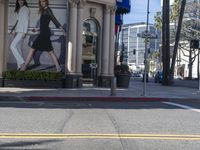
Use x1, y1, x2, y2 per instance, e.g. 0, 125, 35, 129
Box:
0, 133, 200, 140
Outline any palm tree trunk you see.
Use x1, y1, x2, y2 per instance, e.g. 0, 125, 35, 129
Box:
162, 0, 170, 85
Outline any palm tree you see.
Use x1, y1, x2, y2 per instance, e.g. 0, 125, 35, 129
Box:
170, 0, 186, 82
162, 0, 170, 85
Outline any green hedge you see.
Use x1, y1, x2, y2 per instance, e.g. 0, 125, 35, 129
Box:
3, 70, 64, 81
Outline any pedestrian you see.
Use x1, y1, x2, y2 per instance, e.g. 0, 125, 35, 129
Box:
20, 0, 66, 72
10, 0, 30, 70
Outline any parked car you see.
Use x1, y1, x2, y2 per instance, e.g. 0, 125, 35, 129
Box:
174, 75, 184, 80
132, 73, 143, 78
154, 71, 163, 83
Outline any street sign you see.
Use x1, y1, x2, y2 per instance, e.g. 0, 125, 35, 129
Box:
137, 31, 157, 39
90, 63, 98, 69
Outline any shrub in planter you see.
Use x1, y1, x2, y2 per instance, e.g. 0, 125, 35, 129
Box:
114, 64, 131, 88
3, 70, 63, 80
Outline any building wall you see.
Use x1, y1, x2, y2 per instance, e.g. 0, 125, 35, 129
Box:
0, 0, 8, 77
1, 0, 116, 87
7, 0, 67, 68
175, 42, 199, 78
83, 2, 103, 24
6, 0, 115, 69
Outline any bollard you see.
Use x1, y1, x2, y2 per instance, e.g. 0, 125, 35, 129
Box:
110, 77, 116, 96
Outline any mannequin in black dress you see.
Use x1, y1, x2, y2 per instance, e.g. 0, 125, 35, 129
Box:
21, 0, 66, 72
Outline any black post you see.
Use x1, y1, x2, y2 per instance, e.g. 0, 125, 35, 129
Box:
121, 25, 124, 64
198, 48, 200, 91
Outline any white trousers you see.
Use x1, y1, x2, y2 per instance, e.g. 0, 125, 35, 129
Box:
10, 33, 25, 69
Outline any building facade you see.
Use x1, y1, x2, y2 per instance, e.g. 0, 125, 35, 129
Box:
0, 0, 116, 87
119, 22, 161, 72
169, 0, 200, 79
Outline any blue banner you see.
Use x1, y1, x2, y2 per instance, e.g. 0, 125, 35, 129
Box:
115, 14, 123, 25
116, 0, 131, 14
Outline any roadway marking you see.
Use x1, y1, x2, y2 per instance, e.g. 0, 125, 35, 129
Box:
162, 101, 200, 113
0, 133, 200, 140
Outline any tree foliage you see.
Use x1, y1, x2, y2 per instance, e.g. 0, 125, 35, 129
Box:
154, 0, 200, 79
182, 0, 200, 40
170, 0, 181, 22
154, 0, 181, 30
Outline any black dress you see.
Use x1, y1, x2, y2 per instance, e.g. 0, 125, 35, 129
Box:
31, 7, 62, 52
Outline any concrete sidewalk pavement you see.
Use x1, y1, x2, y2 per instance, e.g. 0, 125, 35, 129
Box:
0, 80, 199, 101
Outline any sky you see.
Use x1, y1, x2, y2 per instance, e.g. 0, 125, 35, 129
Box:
124, 0, 175, 24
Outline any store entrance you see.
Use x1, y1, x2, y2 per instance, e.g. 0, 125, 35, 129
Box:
82, 19, 98, 86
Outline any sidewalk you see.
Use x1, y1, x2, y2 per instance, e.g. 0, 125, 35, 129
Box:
0, 79, 199, 101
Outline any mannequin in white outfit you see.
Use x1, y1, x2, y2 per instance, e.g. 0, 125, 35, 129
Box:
10, 0, 29, 70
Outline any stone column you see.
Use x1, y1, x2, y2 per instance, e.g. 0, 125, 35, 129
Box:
108, 6, 116, 75
76, 0, 86, 74
98, 5, 111, 87
101, 5, 110, 75
64, 0, 83, 88
0, 0, 7, 82
67, 0, 79, 74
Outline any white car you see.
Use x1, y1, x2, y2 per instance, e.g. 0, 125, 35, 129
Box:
174, 75, 183, 80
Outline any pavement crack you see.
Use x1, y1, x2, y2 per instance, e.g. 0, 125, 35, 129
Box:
59, 110, 74, 133
105, 110, 127, 150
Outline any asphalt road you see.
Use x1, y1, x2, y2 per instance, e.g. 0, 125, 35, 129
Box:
0, 99, 200, 150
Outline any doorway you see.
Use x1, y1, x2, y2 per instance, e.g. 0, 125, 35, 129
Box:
82, 19, 99, 85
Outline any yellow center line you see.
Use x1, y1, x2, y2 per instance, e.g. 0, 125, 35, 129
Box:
0, 133, 200, 140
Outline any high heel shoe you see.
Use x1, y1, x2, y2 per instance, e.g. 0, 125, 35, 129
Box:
17, 63, 24, 71
20, 63, 26, 71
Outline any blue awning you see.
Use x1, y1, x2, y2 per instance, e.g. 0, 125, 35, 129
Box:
116, 0, 131, 14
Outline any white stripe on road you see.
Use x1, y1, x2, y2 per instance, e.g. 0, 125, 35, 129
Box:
162, 102, 200, 113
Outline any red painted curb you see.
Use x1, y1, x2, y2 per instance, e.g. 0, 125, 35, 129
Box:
27, 96, 167, 102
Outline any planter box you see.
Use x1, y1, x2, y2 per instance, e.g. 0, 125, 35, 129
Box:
116, 74, 131, 88
3, 79, 64, 88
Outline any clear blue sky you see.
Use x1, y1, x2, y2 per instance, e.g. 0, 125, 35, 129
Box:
124, 0, 161, 24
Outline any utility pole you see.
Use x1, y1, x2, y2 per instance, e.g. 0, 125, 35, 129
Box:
162, 0, 170, 85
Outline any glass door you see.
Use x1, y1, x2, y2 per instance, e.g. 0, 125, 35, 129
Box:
82, 19, 98, 84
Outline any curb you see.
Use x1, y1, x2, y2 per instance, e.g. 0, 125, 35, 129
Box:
26, 96, 167, 102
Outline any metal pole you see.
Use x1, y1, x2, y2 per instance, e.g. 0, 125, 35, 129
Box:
198, 0, 200, 91
121, 21, 124, 64
198, 48, 200, 91
143, 0, 150, 96
110, 77, 117, 96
